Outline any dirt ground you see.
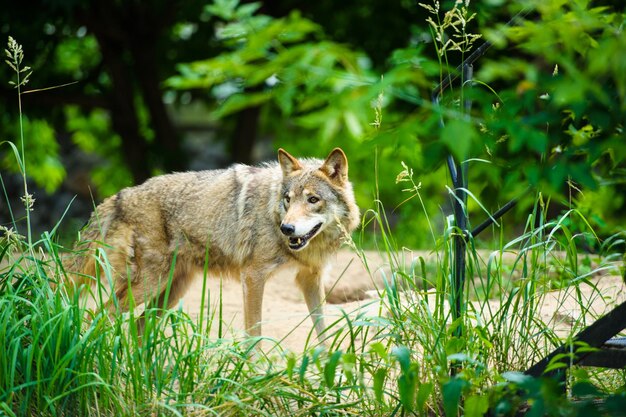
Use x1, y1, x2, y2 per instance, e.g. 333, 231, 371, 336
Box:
182, 250, 387, 351
181, 249, 626, 352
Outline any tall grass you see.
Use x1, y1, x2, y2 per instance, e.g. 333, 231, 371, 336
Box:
2, 34, 626, 417
1, 233, 369, 415
351, 181, 626, 414
0, 37, 372, 416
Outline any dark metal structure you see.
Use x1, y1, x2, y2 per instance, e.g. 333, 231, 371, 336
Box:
432, 8, 626, 379
526, 302, 626, 378
432, 41, 520, 376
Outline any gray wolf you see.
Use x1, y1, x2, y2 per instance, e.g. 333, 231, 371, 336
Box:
64, 148, 360, 341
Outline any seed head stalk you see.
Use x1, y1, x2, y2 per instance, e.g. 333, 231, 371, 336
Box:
6, 36, 34, 248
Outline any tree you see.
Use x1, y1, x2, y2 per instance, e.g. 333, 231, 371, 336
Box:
1, 0, 208, 186
2, 0, 625, 245
170, 0, 626, 245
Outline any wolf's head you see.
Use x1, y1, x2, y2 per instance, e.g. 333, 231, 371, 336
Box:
277, 148, 359, 251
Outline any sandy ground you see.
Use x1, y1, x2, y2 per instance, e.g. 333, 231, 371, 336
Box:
181, 250, 388, 351
180, 249, 626, 352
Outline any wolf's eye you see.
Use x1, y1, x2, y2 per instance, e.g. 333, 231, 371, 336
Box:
308, 196, 319, 204
284, 194, 290, 204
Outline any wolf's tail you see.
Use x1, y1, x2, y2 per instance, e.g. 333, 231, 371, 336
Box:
62, 194, 118, 292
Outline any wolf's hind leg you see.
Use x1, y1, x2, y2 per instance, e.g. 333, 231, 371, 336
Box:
295, 267, 326, 342
135, 262, 197, 332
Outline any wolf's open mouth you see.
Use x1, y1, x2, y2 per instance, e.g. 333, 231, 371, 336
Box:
288, 223, 322, 250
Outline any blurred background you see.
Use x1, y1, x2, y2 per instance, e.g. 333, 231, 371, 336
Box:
1, 0, 625, 248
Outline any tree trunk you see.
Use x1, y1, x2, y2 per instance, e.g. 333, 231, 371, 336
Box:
95, 36, 151, 184
231, 105, 261, 164
127, 2, 184, 173
82, 2, 151, 184
132, 49, 184, 173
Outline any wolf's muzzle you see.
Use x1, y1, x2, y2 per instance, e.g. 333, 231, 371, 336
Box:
280, 223, 296, 236
286, 222, 323, 251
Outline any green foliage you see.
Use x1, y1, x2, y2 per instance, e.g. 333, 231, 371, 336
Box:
53, 34, 100, 79
1, 0, 625, 248
168, 0, 438, 246
168, 0, 379, 133
65, 106, 133, 196
486, 372, 626, 417
2, 37, 65, 195
167, 0, 626, 246
1, 117, 65, 193
477, 0, 626, 192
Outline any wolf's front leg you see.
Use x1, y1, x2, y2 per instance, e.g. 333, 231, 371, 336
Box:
242, 271, 266, 338
295, 267, 327, 342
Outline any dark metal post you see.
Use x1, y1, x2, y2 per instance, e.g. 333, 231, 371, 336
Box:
451, 63, 473, 338
448, 64, 473, 378
430, 8, 530, 377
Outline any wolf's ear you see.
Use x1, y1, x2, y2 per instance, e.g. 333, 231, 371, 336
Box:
320, 148, 348, 184
278, 148, 302, 176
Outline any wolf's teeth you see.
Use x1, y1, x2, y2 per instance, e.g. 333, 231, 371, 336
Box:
297, 238, 302, 245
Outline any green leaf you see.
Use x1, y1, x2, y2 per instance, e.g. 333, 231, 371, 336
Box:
373, 368, 387, 403
416, 382, 434, 413
323, 350, 342, 388
344, 111, 364, 139
341, 352, 356, 383
392, 345, 418, 411
397, 365, 417, 412
572, 381, 602, 397
464, 395, 489, 417
234, 2, 262, 19
442, 377, 468, 417
445, 337, 465, 356
298, 354, 309, 384
369, 342, 389, 359
441, 119, 477, 162
274, 85, 295, 115
501, 371, 531, 385
204, 0, 239, 20
214, 91, 272, 118
544, 360, 568, 374
392, 345, 411, 373
569, 163, 597, 189
286, 353, 296, 380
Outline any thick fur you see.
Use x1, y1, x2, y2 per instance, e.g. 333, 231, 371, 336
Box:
64, 148, 360, 339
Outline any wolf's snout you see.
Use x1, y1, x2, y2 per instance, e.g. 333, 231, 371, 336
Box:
280, 223, 296, 236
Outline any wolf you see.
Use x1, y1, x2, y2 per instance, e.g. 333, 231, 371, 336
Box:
64, 148, 360, 341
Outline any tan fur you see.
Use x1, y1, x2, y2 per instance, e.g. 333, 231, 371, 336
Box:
64, 148, 360, 340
